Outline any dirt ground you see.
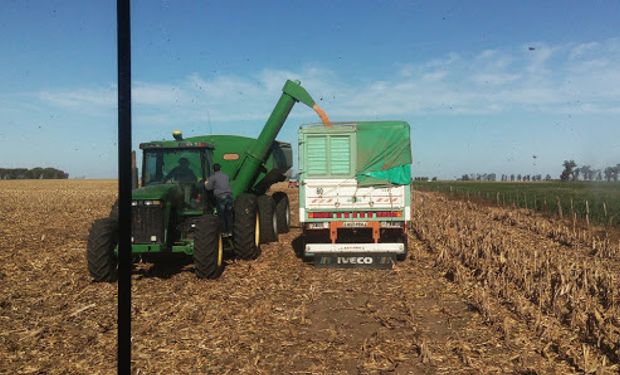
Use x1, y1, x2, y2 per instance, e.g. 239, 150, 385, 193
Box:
1, 180, 618, 374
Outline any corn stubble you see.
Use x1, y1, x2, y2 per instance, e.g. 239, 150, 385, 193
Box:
412, 192, 620, 374
1, 180, 619, 374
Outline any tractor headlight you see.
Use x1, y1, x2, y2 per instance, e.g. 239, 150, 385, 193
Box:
131, 200, 162, 206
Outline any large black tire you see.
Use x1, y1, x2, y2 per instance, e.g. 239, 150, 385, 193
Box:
272, 192, 290, 234
110, 200, 119, 220
87, 217, 118, 282
194, 215, 224, 279
233, 193, 260, 259
396, 234, 408, 262
257, 195, 277, 243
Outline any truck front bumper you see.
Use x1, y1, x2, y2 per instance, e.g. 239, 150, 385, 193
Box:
305, 242, 405, 256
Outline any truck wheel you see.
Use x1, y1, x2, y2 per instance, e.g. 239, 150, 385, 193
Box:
233, 193, 260, 259
272, 192, 290, 234
396, 234, 408, 262
87, 217, 118, 282
194, 215, 224, 279
257, 195, 277, 243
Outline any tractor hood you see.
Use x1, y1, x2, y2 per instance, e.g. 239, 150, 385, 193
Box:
132, 184, 178, 201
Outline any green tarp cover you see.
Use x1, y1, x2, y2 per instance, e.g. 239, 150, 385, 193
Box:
354, 121, 412, 186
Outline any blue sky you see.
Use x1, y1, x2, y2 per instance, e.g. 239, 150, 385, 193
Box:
1, 1, 619, 179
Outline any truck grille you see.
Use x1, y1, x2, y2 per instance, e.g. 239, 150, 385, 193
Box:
132, 205, 165, 244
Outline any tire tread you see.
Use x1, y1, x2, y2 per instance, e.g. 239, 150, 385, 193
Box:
194, 215, 223, 279
87, 217, 118, 282
273, 192, 290, 234
233, 194, 260, 259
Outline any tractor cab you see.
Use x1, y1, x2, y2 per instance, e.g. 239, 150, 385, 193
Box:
138, 138, 215, 211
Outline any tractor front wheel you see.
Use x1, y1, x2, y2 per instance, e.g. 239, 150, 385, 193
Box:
257, 195, 277, 243
272, 192, 290, 234
194, 215, 224, 279
87, 217, 118, 282
233, 193, 260, 259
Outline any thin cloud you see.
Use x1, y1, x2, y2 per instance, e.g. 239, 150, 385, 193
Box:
32, 38, 620, 121
37, 86, 116, 109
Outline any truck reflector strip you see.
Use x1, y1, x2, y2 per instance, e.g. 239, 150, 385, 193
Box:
307, 211, 403, 219
375, 211, 402, 218
308, 212, 332, 219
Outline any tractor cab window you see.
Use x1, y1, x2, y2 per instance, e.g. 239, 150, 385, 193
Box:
143, 149, 205, 186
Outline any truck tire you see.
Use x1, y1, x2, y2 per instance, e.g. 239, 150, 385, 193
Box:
194, 215, 224, 279
87, 217, 118, 282
233, 193, 260, 259
396, 234, 408, 262
257, 195, 277, 243
272, 192, 290, 234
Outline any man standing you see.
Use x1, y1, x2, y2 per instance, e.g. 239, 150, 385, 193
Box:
205, 163, 233, 236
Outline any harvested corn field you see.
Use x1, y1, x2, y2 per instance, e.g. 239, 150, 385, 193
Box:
1, 180, 619, 374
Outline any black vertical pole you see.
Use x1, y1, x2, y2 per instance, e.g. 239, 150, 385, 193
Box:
117, 0, 132, 374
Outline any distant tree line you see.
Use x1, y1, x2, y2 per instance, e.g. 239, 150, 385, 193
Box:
457, 173, 552, 182
560, 160, 619, 182
460, 173, 497, 181
0, 167, 69, 179
452, 160, 620, 183
499, 174, 551, 182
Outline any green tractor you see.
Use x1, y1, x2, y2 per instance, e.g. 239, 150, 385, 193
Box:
87, 80, 328, 280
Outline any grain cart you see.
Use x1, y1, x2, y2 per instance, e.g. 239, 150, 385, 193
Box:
87, 80, 329, 280
298, 121, 412, 268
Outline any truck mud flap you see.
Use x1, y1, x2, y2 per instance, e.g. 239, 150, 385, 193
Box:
314, 253, 395, 269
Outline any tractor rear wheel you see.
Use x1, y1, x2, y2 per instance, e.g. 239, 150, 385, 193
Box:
87, 217, 118, 282
272, 192, 290, 234
194, 215, 224, 279
257, 195, 277, 243
233, 193, 260, 259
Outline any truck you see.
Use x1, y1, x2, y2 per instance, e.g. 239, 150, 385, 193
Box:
87, 80, 329, 280
298, 121, 412, 267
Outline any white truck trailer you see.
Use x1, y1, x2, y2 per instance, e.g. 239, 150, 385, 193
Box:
298, 121, 412, 268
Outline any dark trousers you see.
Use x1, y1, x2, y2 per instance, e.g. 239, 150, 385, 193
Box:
215, 194, 233, 233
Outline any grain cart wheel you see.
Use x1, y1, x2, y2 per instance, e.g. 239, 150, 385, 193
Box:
87, 217, 118, 282
272, 192, 290, 234
194, 215, 224, 279
257, 195, 277, 243
233, 193, 260, 259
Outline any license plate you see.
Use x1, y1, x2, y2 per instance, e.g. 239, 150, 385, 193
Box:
314, 253, 394, 269
342, 221, 369, 228
307, 222, 327, 229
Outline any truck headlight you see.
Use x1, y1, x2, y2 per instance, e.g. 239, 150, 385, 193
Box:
144, 200, 162, 206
